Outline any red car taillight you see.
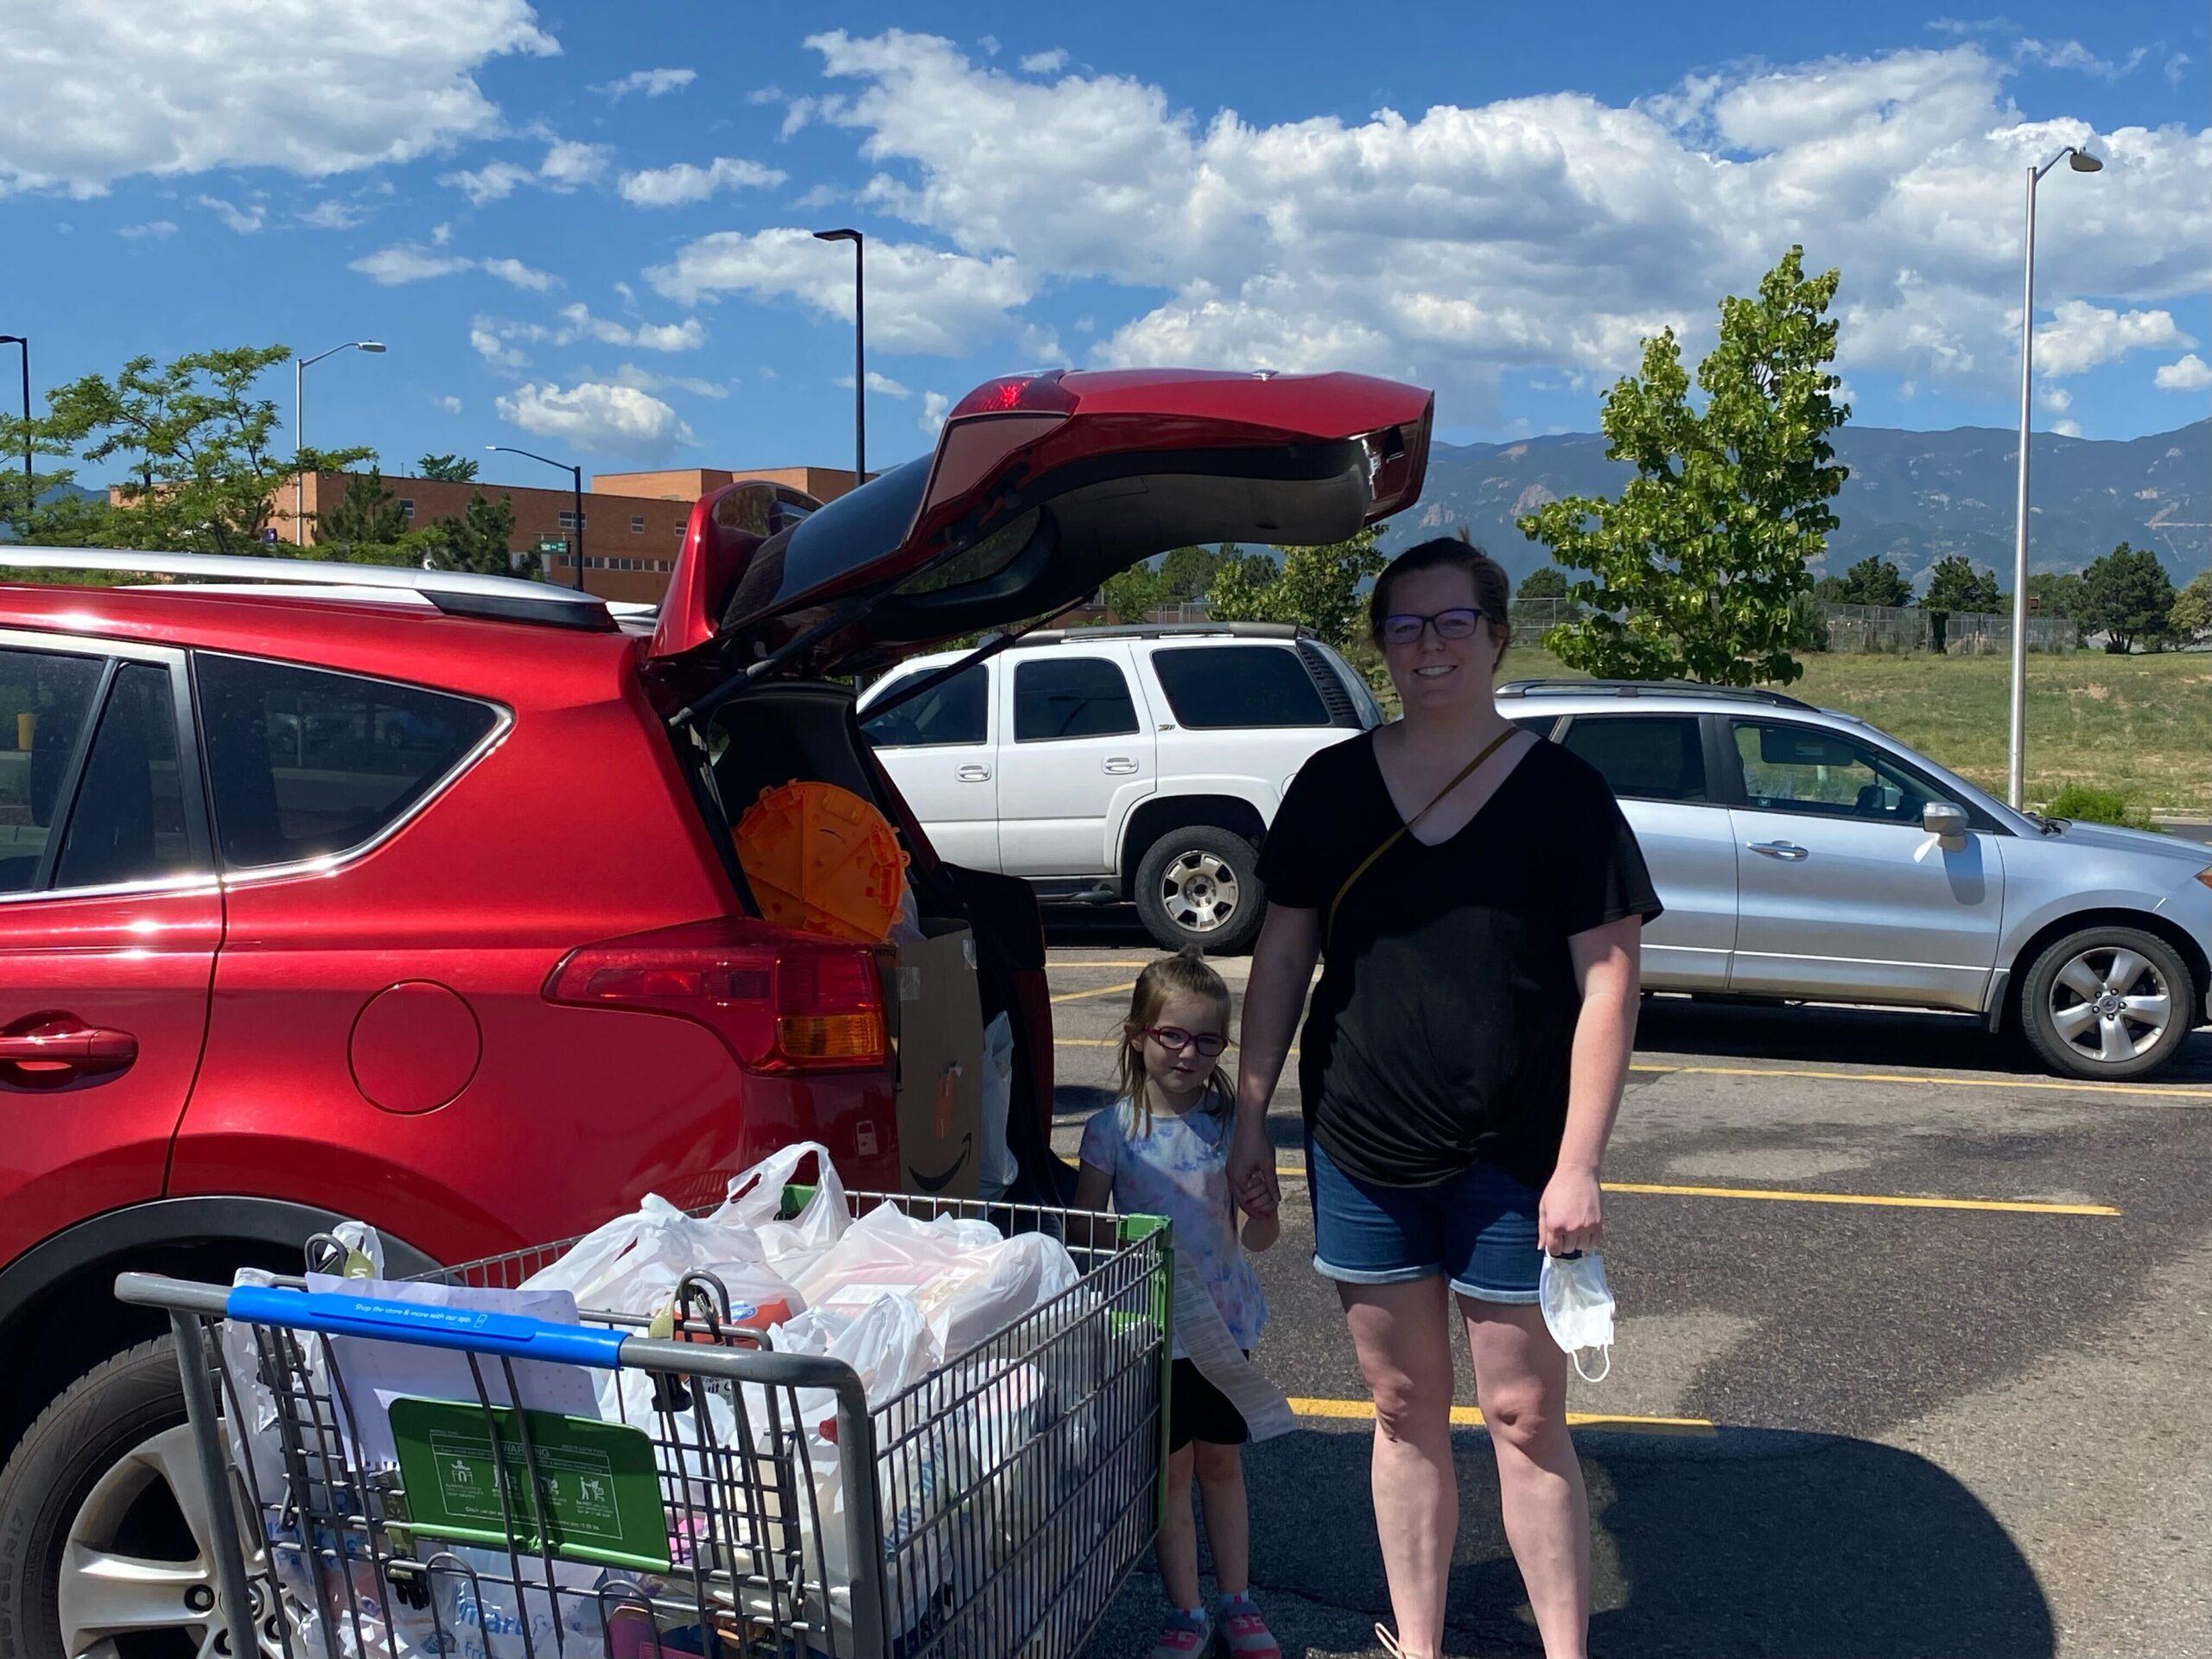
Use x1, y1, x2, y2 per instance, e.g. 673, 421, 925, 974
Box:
545, 918, 888, 1074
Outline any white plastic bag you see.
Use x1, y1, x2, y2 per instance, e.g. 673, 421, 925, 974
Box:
976, 1012, 1019, 1200
713, 1140, 849, 1284
918, 1231, 1077, 1357
519, 1193, 767, 1316
791, 1201, 1001, 1317
1539, 1251, 1616, 1382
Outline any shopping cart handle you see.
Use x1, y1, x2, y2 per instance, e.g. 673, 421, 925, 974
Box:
224, 1285, 628, 1369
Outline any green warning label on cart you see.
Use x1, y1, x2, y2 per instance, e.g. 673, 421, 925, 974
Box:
388, 1397, 671, 1573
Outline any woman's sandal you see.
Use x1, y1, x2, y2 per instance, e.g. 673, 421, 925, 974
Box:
1374, 1624, 1435, 1658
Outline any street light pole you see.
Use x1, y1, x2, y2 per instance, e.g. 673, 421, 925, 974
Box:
487, 444, 588, 590
0, 336, 28, 532
293, 340, 387, 545
813, 228, 866, 493
2006, 145, 2101, 811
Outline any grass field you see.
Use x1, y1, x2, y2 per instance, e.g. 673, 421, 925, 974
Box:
1495, 645, 2212, 815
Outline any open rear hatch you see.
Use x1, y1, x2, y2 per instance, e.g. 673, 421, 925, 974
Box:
648, 367, 1433, 677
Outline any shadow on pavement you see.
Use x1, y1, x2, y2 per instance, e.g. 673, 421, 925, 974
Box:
1210, 1424, 2055, 1657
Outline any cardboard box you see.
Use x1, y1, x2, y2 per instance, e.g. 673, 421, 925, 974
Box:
891, 923, 984, 1198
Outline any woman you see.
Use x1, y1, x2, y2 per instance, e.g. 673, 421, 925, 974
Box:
1227, 537, 1658, 1659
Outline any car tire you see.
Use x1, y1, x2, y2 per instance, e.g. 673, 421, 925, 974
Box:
0, 1337, 233, 1659
2018, 925, 2197, 1080
1134, 826, 1266, 955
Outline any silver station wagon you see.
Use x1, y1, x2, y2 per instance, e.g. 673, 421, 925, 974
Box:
1499, 680, 2212, 1080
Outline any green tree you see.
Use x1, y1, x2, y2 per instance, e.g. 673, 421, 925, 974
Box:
1831, 555, 1912, 608
1516, 247, 1847, 685
1515, 566, 1568, 601
417, 454, 480, 483
1922, 556, 2002, 616
1205, 529, 1385, 652
2171, 569, 2212, 645
420, 491, 520, 577
1157, 543, 1228, 602
2024, 570, 2089, 633
3, 345, 369, 556
2081, 543, 2178, 653
316, 467, 410, 548
1099, 562, 1168, 621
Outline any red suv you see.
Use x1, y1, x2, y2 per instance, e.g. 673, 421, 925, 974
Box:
0, 366, 1431, 1658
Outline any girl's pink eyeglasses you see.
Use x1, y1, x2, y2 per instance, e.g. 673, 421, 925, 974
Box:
1143, 1026, 1228, 1057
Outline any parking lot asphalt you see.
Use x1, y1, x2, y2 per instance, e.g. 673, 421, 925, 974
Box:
1040, 918, 2212, 1659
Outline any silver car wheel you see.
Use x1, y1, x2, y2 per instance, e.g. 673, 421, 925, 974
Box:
2046, 946, 2173, 1065
59, 1425, 266, 1659
1159, 849, 1240, 934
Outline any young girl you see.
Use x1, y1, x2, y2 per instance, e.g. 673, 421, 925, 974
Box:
1074, 949, 1281, 1659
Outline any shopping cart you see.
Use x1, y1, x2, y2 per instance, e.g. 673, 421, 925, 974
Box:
116, 1191, 1172, 1659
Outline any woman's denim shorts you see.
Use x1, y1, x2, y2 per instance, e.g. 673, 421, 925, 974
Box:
1306, 1135, 1542, 1305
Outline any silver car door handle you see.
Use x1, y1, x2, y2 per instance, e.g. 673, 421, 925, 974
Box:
1748, 840, 1809, 861
1102, 756, 1138, 774
957, 764, 991, 782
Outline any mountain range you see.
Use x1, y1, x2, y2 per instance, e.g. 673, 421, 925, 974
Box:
1389, 419, 2210, 590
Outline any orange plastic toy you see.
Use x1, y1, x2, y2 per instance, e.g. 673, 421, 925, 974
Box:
733, 781, 910, 944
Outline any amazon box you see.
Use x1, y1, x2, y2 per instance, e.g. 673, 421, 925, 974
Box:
892, 924, 984, 1198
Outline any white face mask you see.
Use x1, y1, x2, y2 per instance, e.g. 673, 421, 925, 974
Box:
1539, 1251, 1615, 1382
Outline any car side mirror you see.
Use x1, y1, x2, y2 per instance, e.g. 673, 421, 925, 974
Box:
1923, 803, 1969, 840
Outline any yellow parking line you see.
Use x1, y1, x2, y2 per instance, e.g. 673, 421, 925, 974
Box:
1050, 978, 1140, 1006
1268, 1166, 2117, 1216
1287, 1396, 1713, 1433
1047, 960, 1161, 969
1628, 1061, 2212, 1102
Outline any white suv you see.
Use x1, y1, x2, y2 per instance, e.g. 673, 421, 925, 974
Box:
858, 623, 1381, 951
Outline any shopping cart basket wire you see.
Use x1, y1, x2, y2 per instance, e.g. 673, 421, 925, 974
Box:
114, 1189, 1171, 1659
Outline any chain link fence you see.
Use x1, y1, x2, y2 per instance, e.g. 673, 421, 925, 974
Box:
1504, 597, 2078, 654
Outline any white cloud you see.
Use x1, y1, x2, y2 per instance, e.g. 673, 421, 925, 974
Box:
836, 370, 912, 397
441, 160, 533, 205
613, 279, 637, 305
353, 243, 474, 284
539, 139, 611, 189
631, 318, 707, 352
977, 34, 1001, 56
495, 380, 695, 457
618, 156, 786, 207
431, 221, 454, 245
2037, 384, 2071, 413
2033, 301, 2192, 377
299, 199, 365, 230
470, 319, 528, 368
2167, 54, 2195, 89
2016, 38, 2149, 80
553, 302, 704, 351
594, 67, 696, 100
787, 30, 2210, 418
1019, 49, 1067, 74
919, 391, 950, 436
0, 0, 555, 197
2052, 418, 2083, 436
118, 219, 176, 238
437, 395, 463, 414
608, 363, 728, 400
646, 225, 1034, 354
2154, 353, 2212, 392
194, 194, 264, 232
482, 256, 557, 290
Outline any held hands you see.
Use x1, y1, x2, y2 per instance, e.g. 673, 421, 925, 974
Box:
1538, 1166, 1603, 1256
1226, 1116, 1281, 1219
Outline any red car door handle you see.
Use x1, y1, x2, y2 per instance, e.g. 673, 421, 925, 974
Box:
0, 1020, 139, 1075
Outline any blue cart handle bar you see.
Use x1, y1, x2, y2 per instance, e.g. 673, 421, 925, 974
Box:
224, 1283, 630, 1369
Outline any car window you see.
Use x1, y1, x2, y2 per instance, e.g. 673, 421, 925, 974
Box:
197, 656, 499, 868
1732, 720, 1943, 823
1014, 657, 1140, 742
1559, 715, 1707, 803
861, 664, 989, 747
1150, 645, 1329, 729
54, 664, 194, 889
0, 647, 107, 894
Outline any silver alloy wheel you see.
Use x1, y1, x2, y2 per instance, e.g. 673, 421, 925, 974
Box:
1159, 849, 1240, 934
2046, 945, 2173, 1065
59, 1425, 265, 1659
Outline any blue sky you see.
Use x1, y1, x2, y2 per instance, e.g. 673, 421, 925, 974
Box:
3, 0, 2206, 488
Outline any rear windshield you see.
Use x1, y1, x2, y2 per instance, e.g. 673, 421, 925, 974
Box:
722, 457, 931, 628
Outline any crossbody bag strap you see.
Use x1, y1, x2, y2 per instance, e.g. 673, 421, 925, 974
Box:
1325, 726, 1521, 944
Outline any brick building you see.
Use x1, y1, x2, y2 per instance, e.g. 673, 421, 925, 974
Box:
261, 463, 864, 605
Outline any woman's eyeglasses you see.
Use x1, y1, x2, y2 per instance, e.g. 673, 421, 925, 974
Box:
1381, 607, 1485, 646
1143, 1026, 1229, 1057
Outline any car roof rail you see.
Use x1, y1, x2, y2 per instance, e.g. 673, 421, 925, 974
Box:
1495, 677, 1815, 711
1002, 620, 1314, 647
0, 547, 617, 632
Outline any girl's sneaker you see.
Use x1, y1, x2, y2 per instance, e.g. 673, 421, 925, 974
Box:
1215, 1593, 1281, 1658
1149, 1608, 1211, 1659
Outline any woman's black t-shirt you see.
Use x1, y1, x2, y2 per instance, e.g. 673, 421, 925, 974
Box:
1254, 729, 1662, 1194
